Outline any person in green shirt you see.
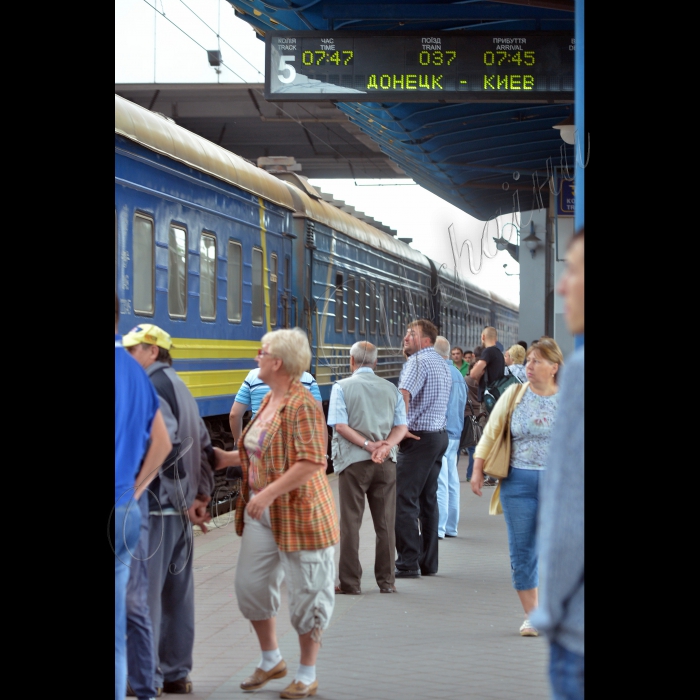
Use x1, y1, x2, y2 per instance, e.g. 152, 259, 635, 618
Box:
450, 346, 470, 378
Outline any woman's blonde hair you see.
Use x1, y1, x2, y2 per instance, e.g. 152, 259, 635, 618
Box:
526, 336, 564, 383
507, 344, 526, 364
261, 328, 312, 381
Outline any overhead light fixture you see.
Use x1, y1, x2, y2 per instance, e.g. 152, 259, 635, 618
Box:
553, 113, 575, 145
207, 50, 222, 67
522, 223, 542, 258
492, 236, 519, 262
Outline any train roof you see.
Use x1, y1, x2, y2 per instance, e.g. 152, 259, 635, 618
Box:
115, 94, 297, 213
115, 94, 428, 269
487, 289, 519, 313
272, 171, 430, 270
437, 263, 519, 312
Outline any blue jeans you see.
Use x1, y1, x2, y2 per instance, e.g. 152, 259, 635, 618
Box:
499, 467, 542, 591
549, 640, 584, 700
437, 438, 460, 537
115, 502, 141, 700
127, 496, 157, 699
464, 446, 475, 481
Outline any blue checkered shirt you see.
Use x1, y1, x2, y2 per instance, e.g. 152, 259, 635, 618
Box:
398, 347, 452, 431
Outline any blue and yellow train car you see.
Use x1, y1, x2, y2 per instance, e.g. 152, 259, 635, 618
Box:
115, 95, 297, 444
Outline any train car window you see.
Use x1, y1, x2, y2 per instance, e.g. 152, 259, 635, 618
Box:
395, 289, 400, 333
379, 283, 386, 335
133, 213, 154, 315
115, 210, 118, 291
387, 286, 394, 335
335, 273, 344, 333
168, 225, 187, 319
392, 288, 399, 336
396, 289, 401, 333
200, 232, 217, 320
282, 256, 291, 328
252, 247, 264, 325
369, 281, 377, 334
270, 253, 278, 327
227, 241, 242, 322
347, 277, 356, 334
359, 278, 366, 335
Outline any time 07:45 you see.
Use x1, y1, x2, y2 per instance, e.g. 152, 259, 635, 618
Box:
484, 51, 535, 66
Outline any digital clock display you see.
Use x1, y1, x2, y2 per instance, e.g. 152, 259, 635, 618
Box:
265, 31, 574, 103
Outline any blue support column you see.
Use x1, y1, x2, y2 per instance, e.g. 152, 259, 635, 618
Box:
574, 0, 585, 350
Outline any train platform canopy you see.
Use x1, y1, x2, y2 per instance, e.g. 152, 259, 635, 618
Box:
225, 0, 576, 222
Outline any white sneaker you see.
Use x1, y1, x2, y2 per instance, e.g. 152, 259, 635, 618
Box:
519, 619, 538, 636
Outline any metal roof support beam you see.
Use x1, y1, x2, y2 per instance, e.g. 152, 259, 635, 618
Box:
322, 4, 572, 20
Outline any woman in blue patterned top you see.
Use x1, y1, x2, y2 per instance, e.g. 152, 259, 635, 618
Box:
472, 337, 564, 637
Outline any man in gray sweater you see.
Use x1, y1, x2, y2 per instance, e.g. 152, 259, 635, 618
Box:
327, 341, 408, 594
531, 229, 584, 700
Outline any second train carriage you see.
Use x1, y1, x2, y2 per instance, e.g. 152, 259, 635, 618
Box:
115, 94, 519, 446
276, 171, 433, 399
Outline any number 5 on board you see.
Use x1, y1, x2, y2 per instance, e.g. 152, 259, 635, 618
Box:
278, 56, 296, 83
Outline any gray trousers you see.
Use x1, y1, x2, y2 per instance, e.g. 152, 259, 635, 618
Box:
338, 458, 396, 591
235, 502, 335, 638
147, 514, 195, 685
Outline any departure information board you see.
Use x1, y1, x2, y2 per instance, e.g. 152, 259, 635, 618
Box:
265, 31, 574, 102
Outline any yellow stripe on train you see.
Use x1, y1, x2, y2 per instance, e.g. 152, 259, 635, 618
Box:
170, 338, 260, 360
175, 369, 251, 398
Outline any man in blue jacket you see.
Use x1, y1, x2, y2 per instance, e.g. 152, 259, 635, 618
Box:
115, 296, 171, 700
531, 229, 584, 700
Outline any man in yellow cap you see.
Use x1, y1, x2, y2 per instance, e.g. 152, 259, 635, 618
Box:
122, 324, 214, 696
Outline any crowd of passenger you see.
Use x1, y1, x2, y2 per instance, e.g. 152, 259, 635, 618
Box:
115, 230, 584, 700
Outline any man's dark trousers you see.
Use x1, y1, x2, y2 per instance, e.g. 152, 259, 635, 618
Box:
395, 429, 449, 575
338, 457, 397, 592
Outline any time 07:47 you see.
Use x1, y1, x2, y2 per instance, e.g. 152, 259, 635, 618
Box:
302, 50, 354, 66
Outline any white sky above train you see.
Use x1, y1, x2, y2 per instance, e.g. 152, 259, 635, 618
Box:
115, 0, 522, 307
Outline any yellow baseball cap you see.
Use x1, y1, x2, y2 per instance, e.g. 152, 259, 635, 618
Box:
122, 324, 174, 351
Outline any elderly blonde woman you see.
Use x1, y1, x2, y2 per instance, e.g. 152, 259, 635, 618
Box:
217, 328, 338, 699
504, 343, 527, 383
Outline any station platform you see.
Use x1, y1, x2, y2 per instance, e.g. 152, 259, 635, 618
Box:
184, 454, 549, 700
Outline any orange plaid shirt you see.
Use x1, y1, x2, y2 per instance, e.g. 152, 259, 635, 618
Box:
235, 380, 339, 551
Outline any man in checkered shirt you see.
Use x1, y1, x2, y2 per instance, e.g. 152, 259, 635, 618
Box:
394, 319, 453, 578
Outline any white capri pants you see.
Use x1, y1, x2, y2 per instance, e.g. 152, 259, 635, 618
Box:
235, 502, 335, 639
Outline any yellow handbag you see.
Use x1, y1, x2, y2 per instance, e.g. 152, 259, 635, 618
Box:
483, 383, 528, 480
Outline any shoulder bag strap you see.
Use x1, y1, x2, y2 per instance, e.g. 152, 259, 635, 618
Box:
504, 382, 528, 426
